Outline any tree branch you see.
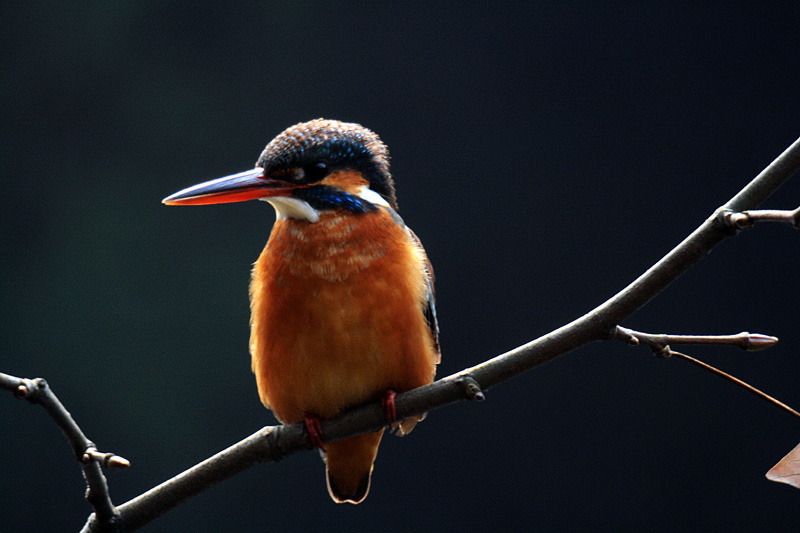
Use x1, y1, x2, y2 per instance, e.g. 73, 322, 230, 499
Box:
721, 206, 800, 229
613, 326, 779, 351
610, 326, 799, 420
64, 134, 800, 530
1, 372, 128, 528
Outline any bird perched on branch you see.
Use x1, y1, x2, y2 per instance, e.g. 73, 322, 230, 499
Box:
163, 119, 440, 504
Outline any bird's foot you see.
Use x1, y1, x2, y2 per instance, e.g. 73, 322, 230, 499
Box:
304, 414, 326, 452
382, 389, 398, 424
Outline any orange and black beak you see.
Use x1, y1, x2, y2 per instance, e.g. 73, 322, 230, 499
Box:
162, 167, 300, 206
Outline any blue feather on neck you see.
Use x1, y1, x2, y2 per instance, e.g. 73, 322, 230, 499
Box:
293, 185, 377, 214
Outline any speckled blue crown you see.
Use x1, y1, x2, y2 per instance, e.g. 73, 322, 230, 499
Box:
257, 119, 397, 209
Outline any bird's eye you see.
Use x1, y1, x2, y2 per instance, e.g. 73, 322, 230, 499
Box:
303, 161, 329, 181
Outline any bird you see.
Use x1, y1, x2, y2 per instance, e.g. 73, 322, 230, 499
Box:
162, 119, 440, 504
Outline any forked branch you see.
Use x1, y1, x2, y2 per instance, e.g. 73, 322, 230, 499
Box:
0, 372, 128, 527
15, 135, 800, 532
612, 327, 800, 420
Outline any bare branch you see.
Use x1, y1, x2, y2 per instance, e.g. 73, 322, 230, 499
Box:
82, 374, 483, 532
611, 327, 799, 419
77, 136, 800, 531
721, 206, 800, 229
613, 326, 779, 351
1, 372, 125, 527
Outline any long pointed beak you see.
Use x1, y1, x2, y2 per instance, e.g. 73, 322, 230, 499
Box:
162, 167, 299, 206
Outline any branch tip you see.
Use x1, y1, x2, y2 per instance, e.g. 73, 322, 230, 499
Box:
106, 455, 132, 470
83, 446, 131, 471
745, 333, 779, 351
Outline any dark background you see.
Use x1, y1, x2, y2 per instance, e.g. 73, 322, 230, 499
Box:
2, 3, 799, 531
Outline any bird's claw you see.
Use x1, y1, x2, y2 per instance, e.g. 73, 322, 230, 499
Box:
382, 389, 398, 424
304, 414, 326, 451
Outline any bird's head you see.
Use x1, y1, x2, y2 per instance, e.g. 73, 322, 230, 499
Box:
162, 119, 397, 222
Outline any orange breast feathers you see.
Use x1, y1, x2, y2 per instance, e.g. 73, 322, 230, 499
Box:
248, 205, 438, 425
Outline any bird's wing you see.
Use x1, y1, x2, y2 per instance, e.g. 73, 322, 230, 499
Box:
406, 227, 440, 364
379, 205, 441, 363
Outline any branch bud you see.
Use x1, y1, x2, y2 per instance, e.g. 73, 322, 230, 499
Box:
745, 333, 779, 351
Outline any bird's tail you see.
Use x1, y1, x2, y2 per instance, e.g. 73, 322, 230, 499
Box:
325, 429, 385, 504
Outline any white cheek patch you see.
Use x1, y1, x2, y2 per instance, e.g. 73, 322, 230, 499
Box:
262, 197, 320, 223
354, 186, 391, 208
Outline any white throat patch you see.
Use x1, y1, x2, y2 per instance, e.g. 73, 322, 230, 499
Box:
262, 197, 320, 223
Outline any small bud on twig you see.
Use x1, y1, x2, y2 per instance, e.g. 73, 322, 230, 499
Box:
746, 333, 780, 351
83, 446, 131, 470
721, 206, 800, 230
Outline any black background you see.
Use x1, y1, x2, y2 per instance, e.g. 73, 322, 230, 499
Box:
2, 3, 800, 531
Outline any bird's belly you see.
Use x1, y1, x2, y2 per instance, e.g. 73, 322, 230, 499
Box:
249, 215, 436, 423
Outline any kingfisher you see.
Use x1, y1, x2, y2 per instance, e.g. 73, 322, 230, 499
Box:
163, 119, 440, 504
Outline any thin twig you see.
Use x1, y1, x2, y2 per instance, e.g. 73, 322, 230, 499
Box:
667, 349, 800, 420
612, 327, 799, 419
614, 326, 779, 351
721, 206, 800, 229
1, 372, 124, 528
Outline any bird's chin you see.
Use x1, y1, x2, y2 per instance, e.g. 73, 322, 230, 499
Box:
264, 197, 321, 222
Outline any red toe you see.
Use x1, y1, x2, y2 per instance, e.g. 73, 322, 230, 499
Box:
382, 389, 398, 423
304, 414, 326, 451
